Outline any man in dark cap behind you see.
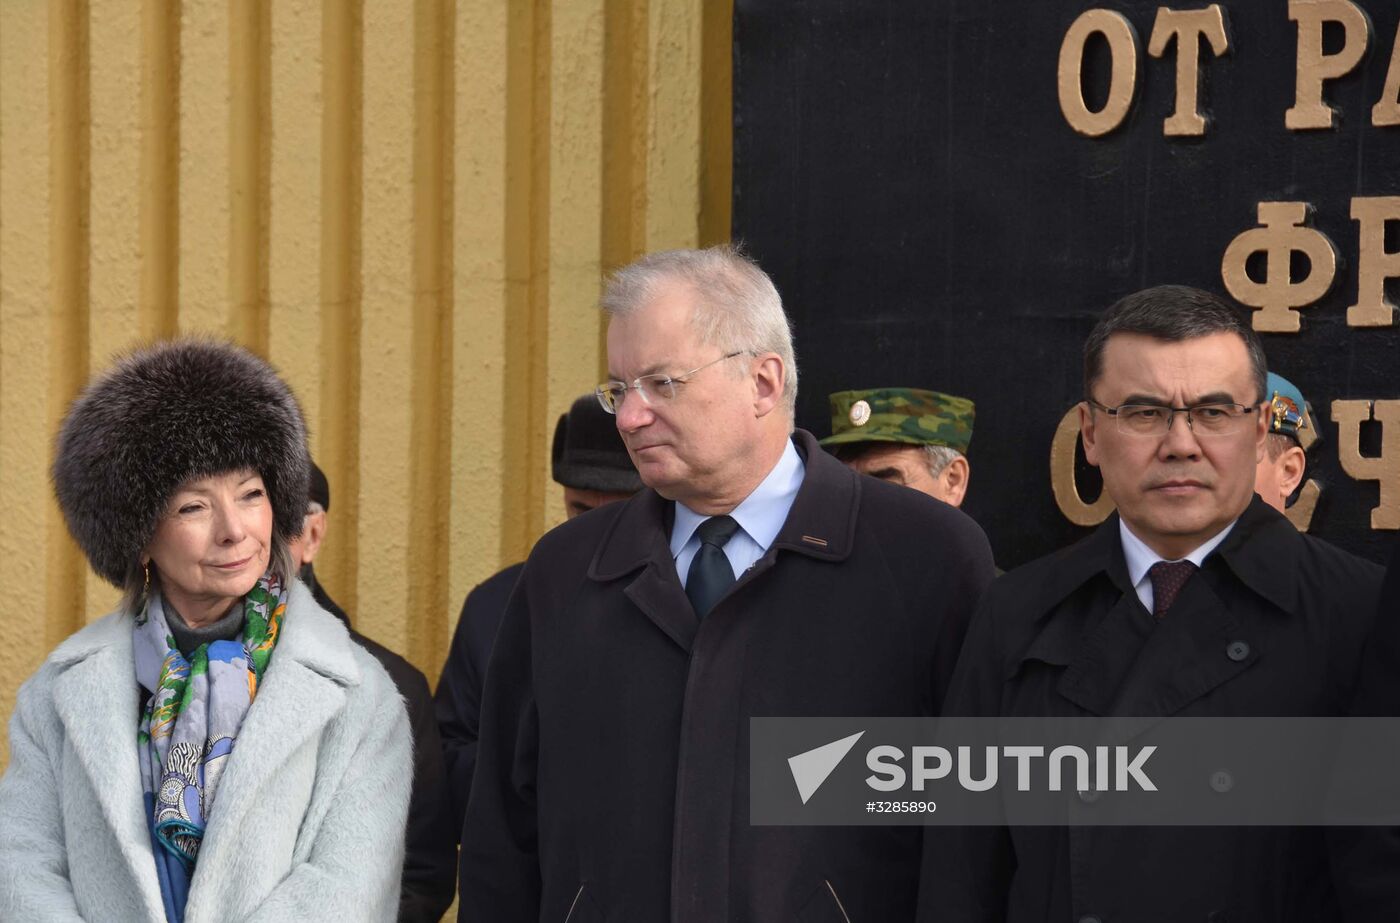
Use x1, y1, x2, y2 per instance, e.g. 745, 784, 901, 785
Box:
290, 462, 457, 923
435, 394, 643, 835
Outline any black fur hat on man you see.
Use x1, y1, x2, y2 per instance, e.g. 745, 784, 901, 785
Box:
52, 338, 310, 587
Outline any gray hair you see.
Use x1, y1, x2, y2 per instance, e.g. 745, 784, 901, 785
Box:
600, 245, 798, 417
1083, 285, 1268, 405
1264, 432, 1302, 463
924, 444, 963, 478
830, 441, 964, 480
120, 535, 296, 617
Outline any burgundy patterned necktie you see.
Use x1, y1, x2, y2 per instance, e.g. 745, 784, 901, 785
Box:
1148, 560, 1198, 617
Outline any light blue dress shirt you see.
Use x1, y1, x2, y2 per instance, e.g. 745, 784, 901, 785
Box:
671, 438, 805, 588
1119, 517, 1237, 613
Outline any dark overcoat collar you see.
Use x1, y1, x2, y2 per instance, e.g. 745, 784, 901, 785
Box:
586, 429, 858, 649
1018, 495, 1299, 717
1030, 495, 1302, 622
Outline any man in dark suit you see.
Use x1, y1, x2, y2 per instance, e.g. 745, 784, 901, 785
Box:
291, 463, 457, 923
458, 246, 996, 922
434, 394, 641, 833
923, 286, 1390, 922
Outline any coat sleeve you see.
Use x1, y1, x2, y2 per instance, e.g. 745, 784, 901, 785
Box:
927, 515, 997, 715
238, 675, 413, 923
0, 674, 87, 922
436, 564, 520, 836
1326, 537, 1400, 922
917, 582, 1015, 923
457, 575, 541, 923
435, 591, 488, 833
397, 666, 460, 923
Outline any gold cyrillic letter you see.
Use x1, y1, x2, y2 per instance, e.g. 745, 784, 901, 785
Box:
1148, 5, 1231, 136
1347, 196, 1400, 328
1058, 9, 1140, 137
1286, 0, 1371, 130
1332, 400, 1400, 530
1373, 23, 1400, 126
1220, 202, 1339, 333
1051, 407, 1115, 527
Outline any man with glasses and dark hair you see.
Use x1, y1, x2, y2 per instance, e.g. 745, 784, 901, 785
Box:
458, 245, 996, 922
923, 285, 1391, 921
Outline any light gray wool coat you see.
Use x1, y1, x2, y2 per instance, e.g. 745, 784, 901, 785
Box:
0, 580, 412, 922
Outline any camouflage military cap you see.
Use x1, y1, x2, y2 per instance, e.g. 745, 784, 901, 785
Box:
819, 387, 975, 453
1266, 371, 1311, 445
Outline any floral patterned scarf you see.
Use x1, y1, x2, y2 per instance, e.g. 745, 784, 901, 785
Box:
134, 571, 287, 923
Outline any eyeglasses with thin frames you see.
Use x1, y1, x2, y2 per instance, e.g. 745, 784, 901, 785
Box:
595, 352, 747, 414
1086, 399, 1262, 437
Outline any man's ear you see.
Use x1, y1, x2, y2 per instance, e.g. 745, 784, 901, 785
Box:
1279, 445, 1307, 498
752, 353, 785, 417
938, 455, 970, 508
1254, 401, 1270, 464
1079, 401, 1101, 467
299, 510, 328, 565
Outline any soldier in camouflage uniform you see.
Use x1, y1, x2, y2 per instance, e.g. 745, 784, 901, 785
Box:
1254, 371, 1313, 514
819, 386, 976, 508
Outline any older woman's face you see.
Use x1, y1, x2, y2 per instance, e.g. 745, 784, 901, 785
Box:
145, 469, 273, 619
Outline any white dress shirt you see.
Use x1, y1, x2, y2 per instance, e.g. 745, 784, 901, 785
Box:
1119, 518, 1237, 613
671, 438, 805, 588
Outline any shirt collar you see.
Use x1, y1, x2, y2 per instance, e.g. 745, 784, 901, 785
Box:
670, 438, 805, 558
1119, 516, 1238, 589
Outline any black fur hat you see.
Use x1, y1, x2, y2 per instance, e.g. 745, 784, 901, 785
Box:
52, 338, 310, 587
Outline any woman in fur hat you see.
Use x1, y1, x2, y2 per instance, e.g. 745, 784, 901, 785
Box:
0, 339, 412, 923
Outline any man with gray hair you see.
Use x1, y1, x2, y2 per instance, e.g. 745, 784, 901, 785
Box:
459, 245, 996, 922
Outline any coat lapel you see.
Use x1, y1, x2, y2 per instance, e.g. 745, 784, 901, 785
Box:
591, 488, 699, 651
1056, 592, 1155, 716
50, 614, 166, 920
1035, 504, 1287, 721
623, 565, 699, 651
1108, 569, 1259, 719
190, 581, 359, 881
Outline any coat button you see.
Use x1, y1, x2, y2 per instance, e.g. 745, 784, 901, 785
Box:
1226, 640, 1250, 662
1077, 788, 1100, 804
1210, 770, 1234, 793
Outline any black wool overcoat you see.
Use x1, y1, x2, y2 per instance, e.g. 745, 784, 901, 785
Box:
458, 430, 996, 923
920, 496, 1395, 923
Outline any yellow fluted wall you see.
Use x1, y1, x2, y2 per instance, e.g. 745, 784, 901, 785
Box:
0, 0, 732, 769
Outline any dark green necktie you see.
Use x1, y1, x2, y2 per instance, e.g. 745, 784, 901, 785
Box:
686, 515, 740, 617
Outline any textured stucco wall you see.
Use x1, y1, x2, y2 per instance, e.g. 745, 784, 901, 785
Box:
0, 0, 731, 771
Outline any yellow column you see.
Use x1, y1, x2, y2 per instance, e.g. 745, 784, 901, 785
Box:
179, 1, 232, 336
449, 0, 513, 640
0, 0, 56, 767
354, 1, 417, 652
267, 0, 325, 447
87, 0, 145, 620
